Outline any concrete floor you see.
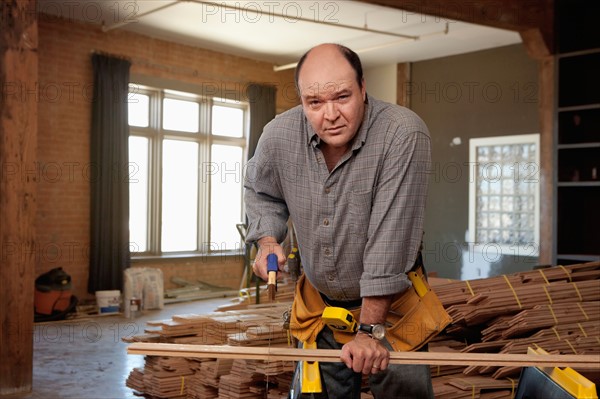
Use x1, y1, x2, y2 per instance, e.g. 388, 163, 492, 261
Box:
16, 296, 233, 399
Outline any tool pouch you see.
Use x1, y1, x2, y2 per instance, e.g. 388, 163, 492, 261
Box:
327, 266, 452, 352
290, 266, 452, 352
384, 266, 453, 352
290, 274, 327, 344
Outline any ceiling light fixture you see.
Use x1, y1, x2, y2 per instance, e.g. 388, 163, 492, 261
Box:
273, 22, 450, 72
103, 0, 420, 41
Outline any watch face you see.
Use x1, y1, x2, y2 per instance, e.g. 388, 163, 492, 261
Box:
372, 324, 386, 340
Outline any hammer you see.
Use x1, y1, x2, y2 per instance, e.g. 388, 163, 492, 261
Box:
267, 253, 278, 301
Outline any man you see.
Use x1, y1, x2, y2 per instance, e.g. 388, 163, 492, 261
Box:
244, 43, 433, 398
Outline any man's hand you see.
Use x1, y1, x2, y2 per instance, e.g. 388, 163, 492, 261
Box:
340, 295, 393, 374
252, 237, 286, 281
340, 332, 390, 375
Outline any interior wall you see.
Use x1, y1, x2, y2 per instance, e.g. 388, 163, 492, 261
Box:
411, 44, 541, 280
364, 64, 398, 104
36, 15, 297, 300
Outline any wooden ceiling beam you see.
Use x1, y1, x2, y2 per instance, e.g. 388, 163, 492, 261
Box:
360, 0, 554, 57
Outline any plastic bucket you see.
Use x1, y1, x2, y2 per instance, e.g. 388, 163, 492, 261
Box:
96, 290, 121, 313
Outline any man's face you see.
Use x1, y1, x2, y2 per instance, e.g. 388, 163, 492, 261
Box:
298, 51, 366, 151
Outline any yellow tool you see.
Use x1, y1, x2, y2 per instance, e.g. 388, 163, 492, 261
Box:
287, 252, 300, 283
293, 307, 357, 395
322, 306, 357, 332
300, 341, 322, 393
407, 270, 429, 297
523, 347, 598, 399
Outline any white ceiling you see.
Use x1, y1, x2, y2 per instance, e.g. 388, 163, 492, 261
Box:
40, 0, 522, 69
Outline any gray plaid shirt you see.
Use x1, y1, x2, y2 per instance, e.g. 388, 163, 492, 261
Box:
244, 95, 431, 300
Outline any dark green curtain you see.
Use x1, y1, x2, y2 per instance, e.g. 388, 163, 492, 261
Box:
88, 54, 131, 293
247, 84, 276, 160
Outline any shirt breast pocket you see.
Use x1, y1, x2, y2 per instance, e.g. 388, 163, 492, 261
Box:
346, 190, 373, 238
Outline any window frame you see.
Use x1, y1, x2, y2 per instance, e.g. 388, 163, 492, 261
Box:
468, 133, 541, 258
128, 83, 248, 258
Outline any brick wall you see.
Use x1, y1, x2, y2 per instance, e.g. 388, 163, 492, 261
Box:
36, 14, 297, 301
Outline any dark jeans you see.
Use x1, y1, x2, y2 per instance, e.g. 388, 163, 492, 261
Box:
304, 326, 434, 399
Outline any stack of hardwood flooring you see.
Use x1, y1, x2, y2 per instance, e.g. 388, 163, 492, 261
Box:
125, 356, 195, 399
429, 261, 600, 398
187, 359, 233, 398
126, 261, 600, 399
126, 302, 295, 398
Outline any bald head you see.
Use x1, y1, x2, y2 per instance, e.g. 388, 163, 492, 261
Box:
295, 43, 364, 93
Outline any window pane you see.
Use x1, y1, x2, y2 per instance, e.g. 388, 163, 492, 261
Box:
210, 144, 243, 251
474, 141, 538, 247
161, 140, 198, 252
163, 98, 199, 133
128, 93, 149, 127
129, 136, 148, 253
212, 105, 243, 137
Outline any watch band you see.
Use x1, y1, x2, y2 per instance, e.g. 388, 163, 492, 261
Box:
357, 323, 386, 340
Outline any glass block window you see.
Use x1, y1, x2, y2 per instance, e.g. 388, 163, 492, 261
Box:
468, 134, 540, 256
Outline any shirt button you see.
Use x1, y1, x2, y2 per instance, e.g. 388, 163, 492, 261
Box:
324, 247, 331, 256
323, 218, 329, 226
324, 187, 331, 194
327, 274, 335, 281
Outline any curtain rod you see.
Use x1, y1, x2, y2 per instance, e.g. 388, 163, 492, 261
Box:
90, 51, 284, 87
130, 55, 285, 86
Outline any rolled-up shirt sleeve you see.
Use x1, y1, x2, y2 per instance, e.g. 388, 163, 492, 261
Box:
244, 136, 290, 244
360, 124, 431, 298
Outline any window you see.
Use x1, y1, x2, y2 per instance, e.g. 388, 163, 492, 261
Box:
468, 134, 540, 257
128, 85, 247, 256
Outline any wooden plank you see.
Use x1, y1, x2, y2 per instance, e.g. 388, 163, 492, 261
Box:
127, 343, 600, 369
0, 0, 38, 395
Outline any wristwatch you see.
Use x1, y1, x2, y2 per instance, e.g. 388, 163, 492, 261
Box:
357, 323, 386, 340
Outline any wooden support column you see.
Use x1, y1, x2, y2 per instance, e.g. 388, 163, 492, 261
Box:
396, 62, 411, 108
537, 56, 555, 265
0, 0, 38, 395
519, 26, 554, 265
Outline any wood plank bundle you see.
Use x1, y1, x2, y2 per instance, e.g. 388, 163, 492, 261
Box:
444, 279, 600, 326
125, 262, 600, 399
242, 359, 295, 376
220, 281, 296, 311
448, 376, 517, 393
434, 262, 600, 307
126, 304, 291, 345
227, 323, 291, 347
217, 359, 265, 398
485, 301, 600, 340
199, 359, 234, 387
431, 374, 515, 399
125, 367, 145, 393
124, 356, 194, 399
265, 372, 294, 399
430, 262, 600, 397
126, 303, 294, 398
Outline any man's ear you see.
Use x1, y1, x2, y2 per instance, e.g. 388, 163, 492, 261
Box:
361, 78, 366, 102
